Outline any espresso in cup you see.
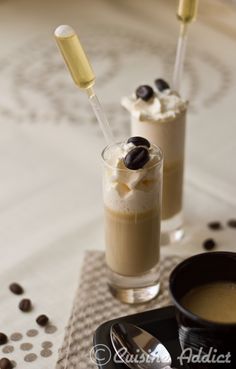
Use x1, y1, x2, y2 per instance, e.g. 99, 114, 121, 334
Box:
169, 252, 236, 369
181, 281, 236, 324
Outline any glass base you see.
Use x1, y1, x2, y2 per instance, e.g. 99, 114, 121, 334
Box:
161, 211, 184, 246
107, 265, 160, 304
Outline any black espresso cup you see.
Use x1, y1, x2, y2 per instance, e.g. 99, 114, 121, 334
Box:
169, 252, 236, 369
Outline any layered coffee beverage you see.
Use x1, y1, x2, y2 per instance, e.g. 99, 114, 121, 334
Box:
102, 137, 163, 303
105, 208, 160, 276
122, 80, 187, 244
181, 281, 236, 323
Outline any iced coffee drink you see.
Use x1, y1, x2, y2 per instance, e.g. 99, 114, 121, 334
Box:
102, 137, 163, 304
122, 79, 187, 244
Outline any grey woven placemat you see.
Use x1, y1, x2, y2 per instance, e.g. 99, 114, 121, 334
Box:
56, 250, 183, 369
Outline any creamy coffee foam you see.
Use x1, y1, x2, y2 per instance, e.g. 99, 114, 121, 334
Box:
103, 142, 162, 213
122, 89, 187, 123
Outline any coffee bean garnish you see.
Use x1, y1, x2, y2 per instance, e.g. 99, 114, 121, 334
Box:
203, 238, 216, 251
0, 334, 7, 346
207, 221, 222, 231
19, 299, 32, 312
0, 358, 13, 369
127, 136, 150, 148
124, 147, 150, 170
9, 283, 24, 295
227, 219, 236, 228
135, 85, 154, 101
154, 78, 170, 92
36, 315, 49, 327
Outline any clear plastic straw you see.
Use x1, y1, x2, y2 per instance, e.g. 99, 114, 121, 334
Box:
172, 0, 199, 92
87, 88, 114, 144
54, 25, 114, 144
172, 23, 188, 92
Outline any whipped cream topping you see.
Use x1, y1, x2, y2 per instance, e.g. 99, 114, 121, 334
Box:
121, 89, 187, 122
103, 142, 162, 213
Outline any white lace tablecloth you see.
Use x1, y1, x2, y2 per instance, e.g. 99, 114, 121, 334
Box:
0, 0, 236, 368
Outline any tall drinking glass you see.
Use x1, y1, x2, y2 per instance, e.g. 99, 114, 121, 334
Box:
102, 141, 163, 304
131, 108, 187, 245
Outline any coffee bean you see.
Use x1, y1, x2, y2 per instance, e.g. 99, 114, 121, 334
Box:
124, 147, 150, 170
19, 299, 32, 312
227, 219, 236, 228
36, 315, 49, 327
154, 78, 170, 92
207, 221, 222, 231
0, 333, 7, 346
135, 85, 154, 101
0, 358, 13, 369
9, 283, 24, 295
203, 238, 216, 251
127, 136, 150, 148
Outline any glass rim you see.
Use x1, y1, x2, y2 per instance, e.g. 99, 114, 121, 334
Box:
101, 141, 163, 172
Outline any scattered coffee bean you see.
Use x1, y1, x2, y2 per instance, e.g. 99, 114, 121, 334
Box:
154, 78, 170, 92
124, 147, 150, 170
0, 358, 13, 369
135, 85, 154, 101
36, 315, 49, 327
203, 238, 216, 251
207, 221, 222, 231
0, 334, 7, 346
19, 299, 32, 312
127, 136, 150, 148
9, 283, 24, 295
227, 219, 236, 228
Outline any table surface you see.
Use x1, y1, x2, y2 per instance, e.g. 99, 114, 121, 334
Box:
0, 0, 236, 367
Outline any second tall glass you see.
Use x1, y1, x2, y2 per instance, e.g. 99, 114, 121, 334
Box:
131, 108, 187, 245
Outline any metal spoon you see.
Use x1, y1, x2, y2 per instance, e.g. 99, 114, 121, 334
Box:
110, 322, 174, 369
